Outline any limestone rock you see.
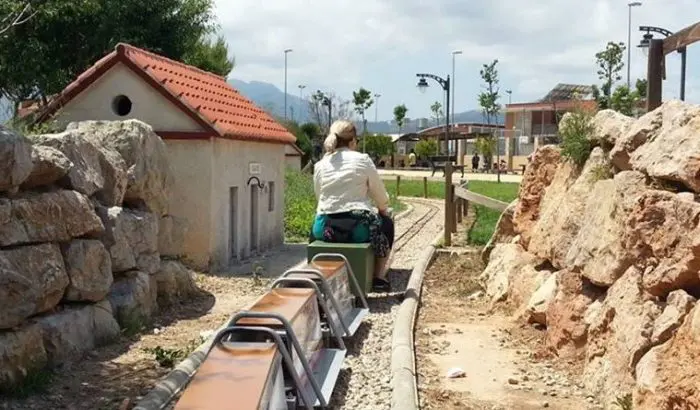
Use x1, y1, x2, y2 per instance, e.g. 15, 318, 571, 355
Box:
544, 270, 600, 357
527, 147, 609, 268
525, 271, 559, 325
0, 189, 104, 247
67, 120, 174, 215
92, 299, 121, 346
589, 109, 635, 147
108, 271, 157, 328
583, 267, 662, 406
158, 215, 188, 258
61, 239, 113, 302
622, 189, 700, 296
651, 289, 696, 345
21, 145, 73, 189
634, 303, 700, 410
512, 146, 561, 247
0, 244, 69, 329
93, 146, 128, 207
0, 125, 33, 192
481, 199, 517, 264
153, 260, 198, 307
98, 206, 159, 274
479, 243, 545, 307
564, 171, 648, 286
0, 323, 48, 388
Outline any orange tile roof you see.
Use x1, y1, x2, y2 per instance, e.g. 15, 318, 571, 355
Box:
36, 43, 295, 145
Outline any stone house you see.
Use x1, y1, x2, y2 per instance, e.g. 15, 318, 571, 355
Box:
35, 43, 296, 271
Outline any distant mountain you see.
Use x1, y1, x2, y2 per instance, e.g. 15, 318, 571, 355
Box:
227, 79, 503, 134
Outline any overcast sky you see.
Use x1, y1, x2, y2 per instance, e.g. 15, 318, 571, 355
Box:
214, 0, 700, 120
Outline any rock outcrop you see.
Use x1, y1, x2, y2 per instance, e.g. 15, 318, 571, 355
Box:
0, 120, 195, 390
480, 100, 700, 409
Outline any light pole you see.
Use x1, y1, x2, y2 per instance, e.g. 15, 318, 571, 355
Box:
321, 96, 332, 132
298, 84, 306, 121
451, 50, 462, 158
417, 73, 452, 246
627, 2, 642, 88
374, 93, 381, 123
506, 89, 512, 105
639, 25, 687, 101
284, 48, 293, 120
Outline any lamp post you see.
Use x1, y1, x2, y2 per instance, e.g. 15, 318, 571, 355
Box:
298, 84, 306, 121
321, 96, 332, 132
451, 50, 462, 158
416, 73, 452, 246
374, 93, 381, 123
506, 89, 512, 105
627, 2, 642, 88
639, 25, 687, 101
284, 49, 293, 120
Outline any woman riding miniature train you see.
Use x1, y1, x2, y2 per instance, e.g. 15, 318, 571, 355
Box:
309, 120, 395, 292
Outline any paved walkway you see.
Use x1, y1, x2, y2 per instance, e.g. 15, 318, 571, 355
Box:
378, 168, 523, 183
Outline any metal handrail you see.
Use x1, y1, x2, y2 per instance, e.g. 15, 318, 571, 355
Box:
270, 276, 346, 350
224, 311, 328, 408
210, 325, 314, 410
310, 253, 369, 309
280, 268, 351, 337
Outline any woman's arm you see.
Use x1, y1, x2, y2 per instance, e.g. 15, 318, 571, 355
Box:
363, 155, 390, 214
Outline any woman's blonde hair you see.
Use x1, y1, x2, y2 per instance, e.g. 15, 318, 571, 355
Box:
323, 120, 357, 154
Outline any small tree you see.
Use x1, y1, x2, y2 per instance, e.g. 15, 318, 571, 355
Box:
393, 104, 408, 134
352, 87, 374, 152
592, 41, 626, 110
415, 139, 438, 160
478, 59, 501, 181
474, 136, 496, 162
361, 134, 394, 164
430, 101, 443, 127
559, 104, 595, 168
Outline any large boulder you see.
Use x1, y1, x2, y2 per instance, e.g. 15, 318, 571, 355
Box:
0, 244, 69, 329
479, 243, 547, 309
97, 206, 159, 274
158, 215, 188, 258
153, 260, 198, 307
564, 171, 648, 287
583, 267, 663, 407
651, 289, 696, 345
108, 271, 157, 328
622, 189, 700, 297
527, 147, 609, 268
61, 239, 113, 302
588, 109, 634, 147
634, 302, 700, 410
0, 189, 104, 247
512, 146, 561, 247
0, 323, 48, 388
67, 120, 174, 215
524, 271, 559, 325
0, 126, 33, 193
481, 199, 517, 264
20, 145, 73, 189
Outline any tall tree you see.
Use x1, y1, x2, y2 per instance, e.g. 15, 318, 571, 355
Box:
430, 101, 443, 127
308, 90, 351, 134
182, 35, 235, 77
0, 0, 218, 104
592, 41, 626, 110
352, 87, 373, 153
478, 59, 501, 181
393, 104, 408, 134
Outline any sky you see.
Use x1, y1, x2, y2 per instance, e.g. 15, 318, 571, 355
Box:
215, 0, 698, 121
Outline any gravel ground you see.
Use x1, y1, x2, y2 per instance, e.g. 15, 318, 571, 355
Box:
329, 198, 445, 409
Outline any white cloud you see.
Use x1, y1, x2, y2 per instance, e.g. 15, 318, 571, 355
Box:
213, 0, 700, 119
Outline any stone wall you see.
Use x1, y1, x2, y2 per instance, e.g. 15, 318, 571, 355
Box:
481, 100, 700, 410
0, 119, 196, 389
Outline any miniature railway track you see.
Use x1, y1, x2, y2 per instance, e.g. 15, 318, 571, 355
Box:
392, 200, 440, 253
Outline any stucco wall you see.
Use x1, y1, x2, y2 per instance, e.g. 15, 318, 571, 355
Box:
53, 63, 203, 132
209, 139, 286, 270
286, 155, 301, 169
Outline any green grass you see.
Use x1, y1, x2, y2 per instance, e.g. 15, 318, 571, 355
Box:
383, 177, 520, 246
285, 170, 404, 243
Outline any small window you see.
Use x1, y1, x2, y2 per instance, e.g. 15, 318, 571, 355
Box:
268, 181, 275, 212
111, 95, 132, 116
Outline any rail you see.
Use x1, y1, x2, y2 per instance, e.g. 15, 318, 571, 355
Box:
444, 180, 510, 243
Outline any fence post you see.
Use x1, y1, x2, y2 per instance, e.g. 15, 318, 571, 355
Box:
423, 176, 428, 198
396, 175, 401, 197
464, 200, 469, 216
450, 184, 457, 233
456, 198, 463, 224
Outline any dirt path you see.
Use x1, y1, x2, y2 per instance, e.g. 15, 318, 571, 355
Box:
417, 252, 604, 410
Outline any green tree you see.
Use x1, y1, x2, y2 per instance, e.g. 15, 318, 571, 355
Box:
415, 139, 438, 159
300, 122, 322, 160
430, 101, 443, 127
182, 35, 235, 77
0, 0, 218, 104
360, 134, 394, 164
282, 120, 312, 166
592, 41, 626, 110
474, 136, 496, 161
635, 78, 648, 98
393, 104, 408, 134
478, 59, 501, 181
352, 87, 374, 152
610, 85, 637, 116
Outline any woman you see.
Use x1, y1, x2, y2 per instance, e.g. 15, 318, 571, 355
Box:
310, 120, 395, 292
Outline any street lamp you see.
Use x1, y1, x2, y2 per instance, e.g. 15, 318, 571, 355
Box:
416, 72, 452, 246
638, 25, 687, 101
284, 49, 293, 120
506, 89, 512, 105
627, 2, 642, 88
298, 84, 306, 121
321, 95, 332, 132
374, 93, 381, 123
451, 50, 462, 158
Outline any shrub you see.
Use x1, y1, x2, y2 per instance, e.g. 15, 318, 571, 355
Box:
415, 139, 438, 158
559, 109, 594, 168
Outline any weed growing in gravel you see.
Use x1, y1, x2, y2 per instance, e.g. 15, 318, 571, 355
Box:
144, 336, 205, 368
120, 309, 148, 338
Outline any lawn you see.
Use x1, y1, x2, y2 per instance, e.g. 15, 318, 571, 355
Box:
285, 170, 404, 243
383, 177, 520, 246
